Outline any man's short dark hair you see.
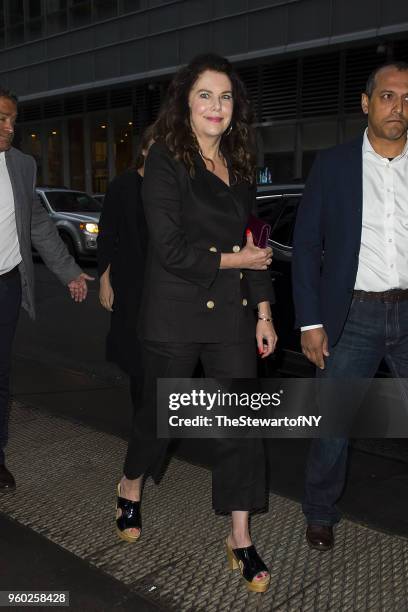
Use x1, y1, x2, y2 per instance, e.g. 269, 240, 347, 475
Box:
365, 61, 408, 97
0, 87, 18, 104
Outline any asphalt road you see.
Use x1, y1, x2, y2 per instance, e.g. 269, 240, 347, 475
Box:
13, 259, 122, 382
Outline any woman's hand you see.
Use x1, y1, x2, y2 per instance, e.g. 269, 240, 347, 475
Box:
256, 319, 278, 358
99, 268, 114, 312
239, 231, 273, 270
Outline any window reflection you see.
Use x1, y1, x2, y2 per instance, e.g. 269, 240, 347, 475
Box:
27, 0, 43, 40
47, 126, 63, 186
46, 191, 101, 213
94, 0, 117, 20
114, 117, 133, 176
70, 0, 91, 28
68, 118, 85, 190
121, 0, 141, 14
7, 0, 25, 48
91, 120, 108, 193
46, 0, 67, 34
24, 128, 43, 184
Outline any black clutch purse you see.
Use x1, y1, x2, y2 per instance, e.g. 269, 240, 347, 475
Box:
246, 214, 271, 248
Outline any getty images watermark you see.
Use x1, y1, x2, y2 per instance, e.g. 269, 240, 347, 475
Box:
157, 378, 408, 438
168, 389, 321, 429
156, 379, 327, 438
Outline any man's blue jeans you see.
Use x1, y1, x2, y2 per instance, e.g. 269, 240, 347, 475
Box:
303, 294, 408, 526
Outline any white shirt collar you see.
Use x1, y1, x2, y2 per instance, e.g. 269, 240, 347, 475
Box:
363, 127, 408, 162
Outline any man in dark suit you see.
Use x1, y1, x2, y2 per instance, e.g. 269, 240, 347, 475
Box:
0, 87, 93, 490
292, 61, 408, 550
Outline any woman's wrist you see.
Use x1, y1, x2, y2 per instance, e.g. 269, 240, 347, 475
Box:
220, 252, 242, 269
257, 301, 272, 321
258, 315, 272, 322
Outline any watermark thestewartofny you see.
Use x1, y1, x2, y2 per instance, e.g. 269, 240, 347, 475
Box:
168, 413, 322, 429
156, 378, 408, 438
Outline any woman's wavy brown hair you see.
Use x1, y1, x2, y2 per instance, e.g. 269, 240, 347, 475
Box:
151, 53, 256, 184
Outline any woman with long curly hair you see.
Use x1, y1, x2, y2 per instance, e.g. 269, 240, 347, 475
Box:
115, 54, 277, 593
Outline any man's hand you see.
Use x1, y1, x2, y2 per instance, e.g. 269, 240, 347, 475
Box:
301, 328, 329, 369
67, 272, 94, 302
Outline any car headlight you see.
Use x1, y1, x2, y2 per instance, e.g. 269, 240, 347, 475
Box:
80, 222, 99, 234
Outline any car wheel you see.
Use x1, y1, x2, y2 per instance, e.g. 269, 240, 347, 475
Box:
60, 232, 77, 260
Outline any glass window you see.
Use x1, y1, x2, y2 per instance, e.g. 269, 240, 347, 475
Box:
46, 0, 67, 34
28, 0, 42, 18
255, 195, 285, 227
7, 24, 24, 45
270, 197, 301, 247
121, 0, 141, 13
27, 0, 43, 40
46, 191, 102, 212
24, 128, 43, 184
70, 0, 91, 27
47, 126, 63, 187
114, 116, 133, 176
68, 118, 85, 191
94, 0, 117, 20
263, 152, 295, 183
47, 0, 67, 9
90, 119, 109, 193
8, 0, 23, 25
27, 18, 43, 40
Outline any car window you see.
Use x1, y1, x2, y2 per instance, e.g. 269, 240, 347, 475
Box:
256, 195, 286, 228
269, 196, 301, 247
37, 193, 48, 210
45, 192, 102, 213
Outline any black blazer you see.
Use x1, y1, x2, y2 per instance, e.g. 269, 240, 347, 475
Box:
139, 143, 275, 343
97, 169, 147, 373
292, 136, 364, 347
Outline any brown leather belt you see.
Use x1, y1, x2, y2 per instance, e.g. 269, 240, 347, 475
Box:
353, 289, 408, 302
0, 266, 19, 281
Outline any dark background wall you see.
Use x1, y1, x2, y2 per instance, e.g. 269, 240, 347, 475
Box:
0, 0, 406, 101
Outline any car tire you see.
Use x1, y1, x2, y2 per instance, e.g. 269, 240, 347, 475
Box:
59, 232, 77, 260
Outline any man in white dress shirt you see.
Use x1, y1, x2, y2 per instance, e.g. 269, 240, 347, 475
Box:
0, 88, 93, 491
292, 62, 408, 550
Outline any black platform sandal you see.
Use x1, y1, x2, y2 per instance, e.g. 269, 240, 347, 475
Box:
115, 483, 142, 543
225, 538, 270, 593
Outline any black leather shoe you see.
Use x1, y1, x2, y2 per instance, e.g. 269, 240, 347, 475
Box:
0, 464, 16, 491
306, 524, 334, 551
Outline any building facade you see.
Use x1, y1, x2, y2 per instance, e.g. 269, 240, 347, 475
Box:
0, 0, 407, 190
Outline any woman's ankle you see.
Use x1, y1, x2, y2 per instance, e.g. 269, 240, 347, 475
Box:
229, 531, 252, 548
120, 475, 142, 501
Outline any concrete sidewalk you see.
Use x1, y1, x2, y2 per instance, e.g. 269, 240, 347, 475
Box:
1, 400, 408, 611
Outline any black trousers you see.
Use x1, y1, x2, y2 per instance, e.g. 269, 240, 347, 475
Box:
123, 340, 266, 513
0, 269, 22, 465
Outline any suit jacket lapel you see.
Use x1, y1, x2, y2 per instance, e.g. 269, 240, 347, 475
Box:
5, 148, 24, 243
193, 154, 241, 217
347, 136, 363, 226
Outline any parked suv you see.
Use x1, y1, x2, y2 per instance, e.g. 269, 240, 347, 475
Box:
36, 188, 102, 260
